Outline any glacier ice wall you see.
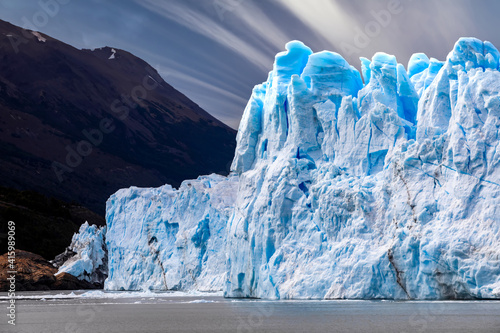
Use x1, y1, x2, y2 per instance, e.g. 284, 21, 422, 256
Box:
103, 37, 500, 299
56, 222, 107, 285
105, 174, 238, 291
226, 38, 500, 299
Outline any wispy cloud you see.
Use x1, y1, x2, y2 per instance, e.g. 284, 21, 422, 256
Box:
273, 0, 479, 66
133, 0, 275, 71
2, 0, 500, 129
275, 0, 359, 48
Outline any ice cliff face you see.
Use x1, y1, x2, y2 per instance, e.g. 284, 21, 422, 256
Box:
102, 37, 500, 299
228, 37, 500, 299
105, 174, 238, 291
56, 222, 107, 286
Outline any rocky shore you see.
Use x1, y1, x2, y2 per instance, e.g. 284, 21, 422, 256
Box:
0, 250, 100, 291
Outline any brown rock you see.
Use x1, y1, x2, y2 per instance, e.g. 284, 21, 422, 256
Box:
0, 250, 100, 291
53, 272, 96, 290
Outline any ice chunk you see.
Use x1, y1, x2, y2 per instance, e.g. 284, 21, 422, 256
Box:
410, 57, 444, 97
360, 57, 371, 84
272, 41, 312, 85
301, 51, 362, 96
56, 222, 107, 285
408, 53, 430, 78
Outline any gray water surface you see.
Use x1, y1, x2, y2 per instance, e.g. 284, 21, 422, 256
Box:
1, 291, 499, 333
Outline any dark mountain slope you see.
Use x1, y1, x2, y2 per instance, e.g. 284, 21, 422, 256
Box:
0, 19, 236, 214
0, 186, 104, 259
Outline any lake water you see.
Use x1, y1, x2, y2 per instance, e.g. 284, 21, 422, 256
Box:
1, 290, 499, 333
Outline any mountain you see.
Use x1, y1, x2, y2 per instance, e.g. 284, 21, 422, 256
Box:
0, 19, 236, 215
64, 37, 500, 300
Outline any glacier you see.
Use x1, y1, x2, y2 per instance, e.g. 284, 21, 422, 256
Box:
96, 37, 500, 299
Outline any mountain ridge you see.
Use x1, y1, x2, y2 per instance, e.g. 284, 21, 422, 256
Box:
0, 19, 236, 214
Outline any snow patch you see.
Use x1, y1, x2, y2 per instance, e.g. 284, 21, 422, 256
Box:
109, 48, 116, 60
31, 31, 46, 43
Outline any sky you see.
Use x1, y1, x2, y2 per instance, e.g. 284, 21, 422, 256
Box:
1, 0, 500, 129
